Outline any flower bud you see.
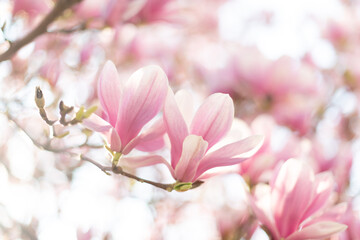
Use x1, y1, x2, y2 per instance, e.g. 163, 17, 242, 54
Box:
35, 86, 45, 108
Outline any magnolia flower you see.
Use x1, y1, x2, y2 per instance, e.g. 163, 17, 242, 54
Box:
160, 90, 263, 183
84, 60, 168, 155
251, 158, 347, 240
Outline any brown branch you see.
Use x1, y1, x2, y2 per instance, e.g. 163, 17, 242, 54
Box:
80, 155, 204, 192
59, 100, 75, 125
0, 0, 83, 62
5, 111, 102, 154
81, 155, 175, 191
48, 21, 87, 34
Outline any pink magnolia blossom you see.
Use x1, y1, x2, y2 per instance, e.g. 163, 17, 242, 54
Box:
84, 60, 168, 155
251, 158, 347, 240
161, 89, 263, 183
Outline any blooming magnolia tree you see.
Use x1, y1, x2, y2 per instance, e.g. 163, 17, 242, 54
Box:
0, 0, 359, 239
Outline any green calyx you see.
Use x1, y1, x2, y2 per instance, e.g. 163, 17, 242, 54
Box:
112, 152, 122, 167
173, 182, 193, 192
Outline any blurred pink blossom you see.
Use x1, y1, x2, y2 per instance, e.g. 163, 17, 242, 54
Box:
75, 0, 147, 27
251, 158, 347, 240
240, 115, 300, 184
311, 141, 352, 194
12, 0, 50, 20
132, 0, 175, 23
39, 58, 62, 87
337, 203, 360, 240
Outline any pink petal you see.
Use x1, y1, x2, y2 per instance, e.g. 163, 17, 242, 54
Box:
286, 221, 347, 240
83, 114, 112, 132
136, 136, 164, 152
116, 65, 168, 149
196, 168, 238, 181
110, 128, 122, 152
300, 172, 335, 222
163, 88, 189, 168
120, 155, 175, 178
122, 118, 166, 154
193, 135, 264, 180
190, 93, 234, 149
174, 135, 208, 182
174, 90, 194, 126
250, 184, 281, 240
271, 159, 315, 238
97, 61, 122, 126
302, 203, 347, 228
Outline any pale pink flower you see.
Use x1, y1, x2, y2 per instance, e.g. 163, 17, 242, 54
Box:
132, 0, 175, 23
102, 0, 129, 26
79, 42, 95, 65
338, 203, 360, 240
84, 60, 168, 155
311, 141, 352, 194
161, 90, 263, 182
12, 0, 49, 20
74, 0, 145, 27
240, 115, 300, 184
39, 58, 62, 87
251, 158, 347, 240
74, 0, 104, 19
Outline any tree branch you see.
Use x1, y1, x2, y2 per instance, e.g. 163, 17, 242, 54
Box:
0, 0, 83, 62
5, 111, 102, 154
81, 155, 175, 191
48, 21, 87, 34
80, 155, 204, 192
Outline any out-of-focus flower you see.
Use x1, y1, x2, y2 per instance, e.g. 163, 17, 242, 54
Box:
124, 24, 182, 82
102, 0, 130, 26
84, 60, 168, 155
188, 39, 240, 95
337, 203, 360, 240
79, 42, 95, 65
75, 0, 146, 27
12, 0, 50, 20
240, 55, 324, 135
132, 0, 175, 23
39, 58, 62, 87
310, 141, 352, 194
323, 12, 360, 50
161, 89, 263, 183
251, 158, 347, 240
240, 115, 300, 185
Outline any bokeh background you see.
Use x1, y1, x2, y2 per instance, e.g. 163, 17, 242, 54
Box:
1, 0, 360, 239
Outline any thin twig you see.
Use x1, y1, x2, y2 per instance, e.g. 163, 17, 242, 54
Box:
81, 155, 176, 191
0, 0, 83, 62
59, 100, 75, 125
5, 111, 102, 153
48, 21, 87, 34
81, 155, 205, 191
